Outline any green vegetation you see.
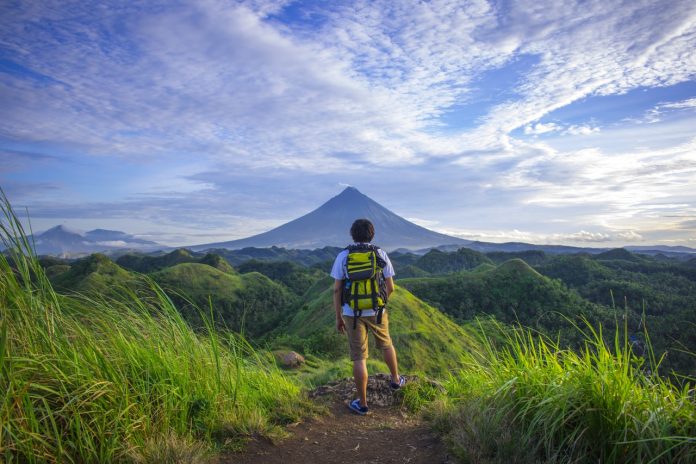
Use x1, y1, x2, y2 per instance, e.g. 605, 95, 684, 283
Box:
279, 283, 482, 377
116, 248, 199, 273
415, 248, 492, 274
51, 253, 136, 294
10, 189, 696, 463
151, 263, 296, 338
400, 259, 618, 347
537, 252, 696, 374
0, 195, 307, 463
427, 321, 696, 463
237, 259, 324, 295
208, 246, 341, 267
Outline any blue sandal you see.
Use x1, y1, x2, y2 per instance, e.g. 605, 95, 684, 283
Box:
348, 399, 369, 415
390, 375, 406, 390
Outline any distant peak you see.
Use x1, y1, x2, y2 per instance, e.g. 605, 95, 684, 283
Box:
335, 186, 369, 200
339, 186, 361, 194
323, 186, 375, 208
43, 224, 83, 235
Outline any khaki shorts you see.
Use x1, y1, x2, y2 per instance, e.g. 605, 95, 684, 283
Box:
342, 311, 393, 361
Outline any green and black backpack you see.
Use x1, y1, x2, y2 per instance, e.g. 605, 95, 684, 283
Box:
341, 244, 389, 328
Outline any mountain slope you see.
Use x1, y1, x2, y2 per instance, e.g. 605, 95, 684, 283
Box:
282, 284, 481, 376
29, 225, 162, 256
151, 263, 296, 338
192, 187, 470, 251
399, 259, 616, 346
50, 253, 136, 293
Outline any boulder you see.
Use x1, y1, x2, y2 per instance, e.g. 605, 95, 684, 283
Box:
273, 350, 306, 369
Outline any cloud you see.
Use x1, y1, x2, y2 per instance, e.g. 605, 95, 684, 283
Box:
0, 149, 58, 171
524, 122, 561, 135
405, 217, 440, 228
660, 97, 696, 110
2, 0, 694, 168
640, 97, 696, 123
2, 0, 696, 246
677, 219, 696, 230
523, 122, 600, 136
564, 124, 600, 136
445, 227, 643, 245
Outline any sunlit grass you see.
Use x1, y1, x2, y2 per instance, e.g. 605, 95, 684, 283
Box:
429, 320, 696, 463
0, 191, 306, 463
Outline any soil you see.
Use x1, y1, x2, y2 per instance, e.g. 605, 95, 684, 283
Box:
223, 375, 453, 464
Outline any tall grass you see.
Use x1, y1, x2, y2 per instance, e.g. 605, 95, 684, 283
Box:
430, 320, 696, 463
0, 192, 306, 463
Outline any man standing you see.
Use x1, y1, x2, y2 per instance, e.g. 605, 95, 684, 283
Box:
330, 219, 405, 415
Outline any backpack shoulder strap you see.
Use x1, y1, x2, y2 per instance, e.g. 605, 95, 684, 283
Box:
368, 244, 387, 269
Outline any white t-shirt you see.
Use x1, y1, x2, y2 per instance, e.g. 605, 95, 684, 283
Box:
330, 243, 395, 317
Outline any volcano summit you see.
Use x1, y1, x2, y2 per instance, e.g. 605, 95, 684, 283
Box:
193, 187, 469, 251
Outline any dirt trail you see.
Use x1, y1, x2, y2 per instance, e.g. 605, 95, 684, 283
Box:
224, 375, 453, 464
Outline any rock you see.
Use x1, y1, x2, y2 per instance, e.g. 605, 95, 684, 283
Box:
273, 350, 305, 369
310, 373, 418, 407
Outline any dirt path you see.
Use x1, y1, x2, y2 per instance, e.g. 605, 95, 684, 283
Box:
224, 375, 453, 464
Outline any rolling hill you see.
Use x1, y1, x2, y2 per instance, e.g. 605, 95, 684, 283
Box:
50, 253, 136, 294
399, 259, 617, 345
280, 283, 482, 376
150, 263, 296, 338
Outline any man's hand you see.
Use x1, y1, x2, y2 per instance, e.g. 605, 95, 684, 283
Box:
334, 279, 345, 334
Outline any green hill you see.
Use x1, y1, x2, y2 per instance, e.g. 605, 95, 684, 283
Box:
44, 264, 70, 279
51, 253, 135, 293
151, 263, 296, 338
395, 264, 431, 278
116, 248, 199, 273
486, 249, 548, 265
399, 259, 615, 346
415, 248, 492, 274
281, 284, 481, 376
536, 253, 696, 374
210, 246, 342, 267
198, 253, 236, 274
237, 259, 324, 295
594, 247, 644, 262
535, 254, 613, 288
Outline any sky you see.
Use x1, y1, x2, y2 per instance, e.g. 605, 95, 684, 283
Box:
1, 0, 696, 248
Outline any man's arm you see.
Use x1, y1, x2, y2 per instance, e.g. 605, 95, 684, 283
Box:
385, 277, 394, 297
334, 279, 346, 333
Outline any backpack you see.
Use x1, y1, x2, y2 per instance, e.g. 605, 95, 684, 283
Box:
341, 244, 389, 328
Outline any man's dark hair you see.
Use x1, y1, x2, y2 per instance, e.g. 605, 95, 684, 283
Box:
350, 219, 375, 243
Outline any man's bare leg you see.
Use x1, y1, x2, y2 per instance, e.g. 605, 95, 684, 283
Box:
353, 359, 368, 407
382, 346, 400, 384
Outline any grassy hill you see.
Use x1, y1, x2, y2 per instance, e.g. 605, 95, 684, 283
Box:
415, 248, 492, 274
198, 252, 237, 274
536, 253, 696, 374
399, 259, 617, 346
237, 259, 324, 295
279, 283, 482, 377
51, 253, 136, 294
116, 248, 200, 273
151, 263, 296, 338
209, 246, 342, 267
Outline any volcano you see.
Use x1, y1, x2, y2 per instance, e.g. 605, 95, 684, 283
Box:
193, 187, 470, 251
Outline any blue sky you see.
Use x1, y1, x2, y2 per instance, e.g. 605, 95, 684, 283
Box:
1, 0, 696, 248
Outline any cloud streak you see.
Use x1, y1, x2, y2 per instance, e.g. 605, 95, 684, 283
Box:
1, 0, 695, 246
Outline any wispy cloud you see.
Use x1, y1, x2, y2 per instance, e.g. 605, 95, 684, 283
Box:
443, 227, 644, 245
1, 0, 695, 246
3, 0, 694, 165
